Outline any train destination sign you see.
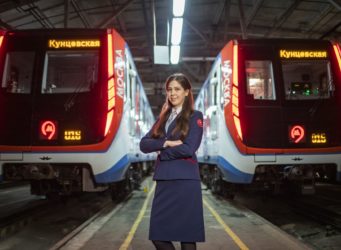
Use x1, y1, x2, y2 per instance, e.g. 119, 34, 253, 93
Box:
48, 39, 101, 49
280, 49, 327, 59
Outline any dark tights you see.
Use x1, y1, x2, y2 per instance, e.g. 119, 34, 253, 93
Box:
152, 241, 196, 250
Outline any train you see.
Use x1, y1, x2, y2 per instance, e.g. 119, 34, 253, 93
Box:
0, 29, 155, 199
195, 39, 341, 196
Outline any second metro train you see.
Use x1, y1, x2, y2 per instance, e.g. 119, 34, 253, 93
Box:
0, 29, 155, 198
195, 39, 341, 196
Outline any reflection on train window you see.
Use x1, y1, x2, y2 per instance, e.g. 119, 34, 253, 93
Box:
1, 51, 35, 94
282, 60, 333, 100
42, 51, 98, 94
245, 60, 275, 100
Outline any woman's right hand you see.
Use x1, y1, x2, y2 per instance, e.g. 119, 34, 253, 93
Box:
164, 140, 183, 148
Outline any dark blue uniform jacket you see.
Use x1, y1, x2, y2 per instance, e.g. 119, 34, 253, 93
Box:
140, 110, 203, 180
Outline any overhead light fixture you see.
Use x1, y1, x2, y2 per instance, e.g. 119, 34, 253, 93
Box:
170, 45, 180, 64
171, 18, 183, 45
173, 0, 186, 17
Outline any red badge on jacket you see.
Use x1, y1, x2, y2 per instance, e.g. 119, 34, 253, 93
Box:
197, 119, 203, 128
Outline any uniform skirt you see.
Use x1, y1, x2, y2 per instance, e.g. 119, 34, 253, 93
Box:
149, 179, 205, 242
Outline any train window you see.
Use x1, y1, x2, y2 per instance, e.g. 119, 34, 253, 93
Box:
245, 60, 275, 100
210, 77, 218, 105
1, 51, 34, 94
129, 69, 137, 108
41, 51, 98, 94
282, 60, 333, 100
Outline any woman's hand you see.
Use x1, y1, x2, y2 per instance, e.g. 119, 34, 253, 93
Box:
164, 140, 183, 148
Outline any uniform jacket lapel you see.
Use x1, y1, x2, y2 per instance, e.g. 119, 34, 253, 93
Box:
165, 118, 177, 136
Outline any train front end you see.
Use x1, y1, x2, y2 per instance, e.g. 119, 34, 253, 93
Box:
0, 29, 125, 195
221, 39, 341, 193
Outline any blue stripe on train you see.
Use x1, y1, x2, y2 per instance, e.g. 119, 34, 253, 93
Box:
94, 155, 130, 183
198, 155, 254, 184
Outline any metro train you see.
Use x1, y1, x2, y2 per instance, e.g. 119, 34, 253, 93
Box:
195, 39, 341, 196
0, 29, 155, 198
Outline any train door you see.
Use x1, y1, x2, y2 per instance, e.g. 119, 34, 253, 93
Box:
240, 44, 281, 149
207, 62, 221, 141
126, 51, 138, 145
0, 37, 37, 147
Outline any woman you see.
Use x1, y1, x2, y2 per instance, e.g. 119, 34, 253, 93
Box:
140, 73, 205, 250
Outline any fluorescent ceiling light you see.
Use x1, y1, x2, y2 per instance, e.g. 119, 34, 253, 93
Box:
171, 18, 183, 45
170, 45, 180, 64
173, 0, 186, 16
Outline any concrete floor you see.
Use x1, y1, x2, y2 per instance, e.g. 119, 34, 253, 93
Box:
53, 178, 312, 250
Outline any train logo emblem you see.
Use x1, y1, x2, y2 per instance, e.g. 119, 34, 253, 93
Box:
197, 119, 203, 128
289, 125, 305, 143
40, 120, 57, 140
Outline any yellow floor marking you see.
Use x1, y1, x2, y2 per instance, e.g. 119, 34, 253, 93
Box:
203, 197, 249, 250
119, 182, 156, 250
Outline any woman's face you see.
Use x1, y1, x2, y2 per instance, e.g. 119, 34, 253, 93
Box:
166, 80, 189, 108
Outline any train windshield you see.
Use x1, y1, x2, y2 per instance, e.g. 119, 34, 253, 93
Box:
42, 51, 98, 94
245, 60, 276, 100
1, 51, 35, 94
282, 60, 333, 100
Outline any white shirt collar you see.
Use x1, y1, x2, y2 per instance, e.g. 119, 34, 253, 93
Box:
172, 106, 182, 114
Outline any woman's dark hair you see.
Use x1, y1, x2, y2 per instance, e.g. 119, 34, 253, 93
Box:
151, 73, 194, 140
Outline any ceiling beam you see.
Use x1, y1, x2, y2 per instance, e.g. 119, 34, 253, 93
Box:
70, 0, 91, 28
64, 0, 70, 28
0, 0, 39, 13
0, 18, 13, 29
265, 0, 301, 37
181, 62, 202, 83
306, 4, 333, 38
140, 0, 152, 55
327, 0, 341, 11
184, 18, 209, 44
212, 0, 226, 26
320, 19, 341, 39
245, 0, 264, 28
224, 0, 231, 41
97, 0, 135, 28
237, 0, 247, 39
20, 3, 55, 28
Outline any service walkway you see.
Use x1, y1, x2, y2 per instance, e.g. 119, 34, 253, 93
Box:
50, 177, 311, 250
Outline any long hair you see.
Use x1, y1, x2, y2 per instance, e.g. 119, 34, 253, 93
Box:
151, 73, 194, 140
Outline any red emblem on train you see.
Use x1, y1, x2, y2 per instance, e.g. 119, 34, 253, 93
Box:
289, 125, 305, 143
197, 119, 203, 128
40, 120, 58, 140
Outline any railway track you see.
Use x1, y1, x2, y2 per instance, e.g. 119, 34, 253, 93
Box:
287, 185, 341, 230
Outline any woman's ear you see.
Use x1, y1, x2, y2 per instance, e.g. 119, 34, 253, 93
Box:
185, 89, 189, 96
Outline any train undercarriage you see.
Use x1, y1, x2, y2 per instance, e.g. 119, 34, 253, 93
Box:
200, 163, 338, 198
2, 161, 154, 200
